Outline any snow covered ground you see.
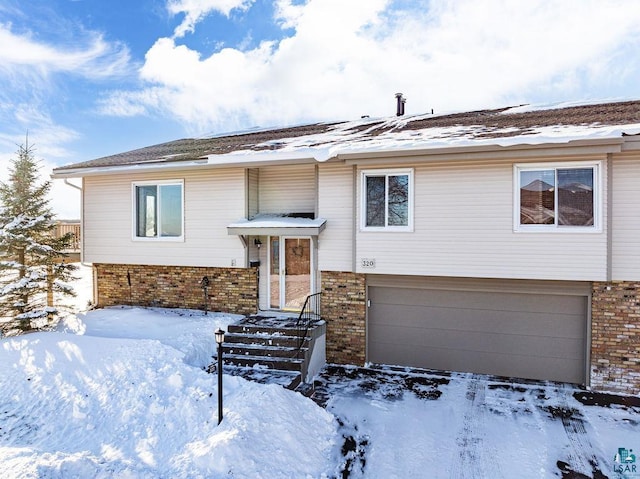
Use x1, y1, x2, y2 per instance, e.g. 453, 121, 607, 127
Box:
0, 265, 638, 478
1, 306, 339, 478
315, 366, 640, 479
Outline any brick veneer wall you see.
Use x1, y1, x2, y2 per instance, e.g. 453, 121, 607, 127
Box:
321, 271, 366, 365
94, 263, 258, 315
591, 282, 640, 395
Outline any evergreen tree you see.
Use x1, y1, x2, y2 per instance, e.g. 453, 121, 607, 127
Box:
0, 142, 77, 335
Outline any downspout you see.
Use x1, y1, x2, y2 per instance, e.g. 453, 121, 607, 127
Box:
62, 179, 85, 264
64, 178, 82, 192
352, 165, 358, 273
243, 169, 249, 267
62, 178, 94, 304
314, 165, 320, 295
606, 153, 613, 282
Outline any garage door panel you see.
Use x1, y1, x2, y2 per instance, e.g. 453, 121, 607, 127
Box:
373, 343, 583, 383
369, 303, 585, 339
370, 325, 584, 360
368, 285, 587, 384
370, 288, 586, 316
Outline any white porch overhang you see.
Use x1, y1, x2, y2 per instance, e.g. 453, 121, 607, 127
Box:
227, 215, 327, 237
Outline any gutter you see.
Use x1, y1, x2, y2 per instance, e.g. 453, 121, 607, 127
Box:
50, 137, 627, 179
50, 156, 322, 179
51, 159, 210, 179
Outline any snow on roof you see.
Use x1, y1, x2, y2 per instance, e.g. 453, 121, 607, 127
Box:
227, 214, 327, 236
227, 214, 326, 229
226, 120, 640, 164
499, 97, 637, 115
52, 99, 640, 175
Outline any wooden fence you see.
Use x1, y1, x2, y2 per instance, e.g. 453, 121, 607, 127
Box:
54, 221, 81, 253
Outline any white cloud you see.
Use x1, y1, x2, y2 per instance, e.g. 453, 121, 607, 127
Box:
273, 0, 305, 29
0, 109, 82, 219
100, 0, 640, 134
168, 0, 255, 38
0, 153, 81, 220
0, 6, 132, 219
97, 90, 153, 117
0, 103, 79, 155
0, 22, 132, 82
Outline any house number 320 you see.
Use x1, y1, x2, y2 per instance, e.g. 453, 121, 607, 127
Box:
361, 258, 376, 268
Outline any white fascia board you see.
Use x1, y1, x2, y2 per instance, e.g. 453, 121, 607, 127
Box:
50, 133, 631, 179
51, 151, 323, 179
227, 217, 327, 236
50, 160, 209, 179
228, 225, 326, 236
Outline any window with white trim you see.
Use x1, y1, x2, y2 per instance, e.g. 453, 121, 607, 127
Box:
133, 180, 184, 239
361, 169, 413, 231
515, 162, 600, 231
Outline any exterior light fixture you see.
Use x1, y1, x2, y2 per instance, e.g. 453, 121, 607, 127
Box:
215, 328, 225, 425
201, 276, 210, 315
215, 327, 225, 346
254, 237, 262, 248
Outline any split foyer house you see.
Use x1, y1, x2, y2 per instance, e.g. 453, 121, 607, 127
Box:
52, 100, 640, 395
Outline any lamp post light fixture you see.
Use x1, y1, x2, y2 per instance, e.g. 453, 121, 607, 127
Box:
215, 328, 225, 425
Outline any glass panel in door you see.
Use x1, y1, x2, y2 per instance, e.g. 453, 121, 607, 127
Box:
270, 237, 280, 309
284, 238, 311, 311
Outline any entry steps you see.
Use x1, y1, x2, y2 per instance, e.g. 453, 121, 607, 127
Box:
209, 316, 325, 392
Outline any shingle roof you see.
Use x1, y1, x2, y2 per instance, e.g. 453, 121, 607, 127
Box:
54, 99, 640, 172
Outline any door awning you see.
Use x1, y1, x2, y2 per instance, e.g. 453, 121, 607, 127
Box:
227, 215, 327, 236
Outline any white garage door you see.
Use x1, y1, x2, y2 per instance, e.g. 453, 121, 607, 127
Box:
368, 280, 588, 384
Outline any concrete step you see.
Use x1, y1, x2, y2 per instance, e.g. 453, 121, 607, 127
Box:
220, 365, 302, 390
228, 323, 303, 337
293, 380, 315, 397
222, 353, 304, 371
222, 343, 307, 359
286, 374, 304, 391
224, 332, 307, 348
209, 318, 326, 391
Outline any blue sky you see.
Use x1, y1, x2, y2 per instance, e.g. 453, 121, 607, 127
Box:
1, 0, 640, 217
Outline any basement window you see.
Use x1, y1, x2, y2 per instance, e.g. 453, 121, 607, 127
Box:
514, 162, 601, 232
361, 169, 413, 231
132, 180, 184, 240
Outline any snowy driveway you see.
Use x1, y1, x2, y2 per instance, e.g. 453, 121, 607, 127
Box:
312, 365, 640, 479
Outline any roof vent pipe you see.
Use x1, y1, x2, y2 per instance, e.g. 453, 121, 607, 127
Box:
395, 92, 406, 116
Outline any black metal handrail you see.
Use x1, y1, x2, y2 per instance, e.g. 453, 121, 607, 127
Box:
293, 292, 321, 357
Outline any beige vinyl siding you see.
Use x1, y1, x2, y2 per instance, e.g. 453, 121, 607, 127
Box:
248, 168, 259, 218
258, 165, 316, 214
83, 169, 246, 267
318, 163, 354, 271
612, 156, 640, 280
356, 160, 608, 281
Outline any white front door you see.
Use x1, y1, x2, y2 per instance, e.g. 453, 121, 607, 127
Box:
269, 236, 312, 311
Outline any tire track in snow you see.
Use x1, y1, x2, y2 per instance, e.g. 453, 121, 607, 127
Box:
551, 385, 609, 479
449, 375, 503, 479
